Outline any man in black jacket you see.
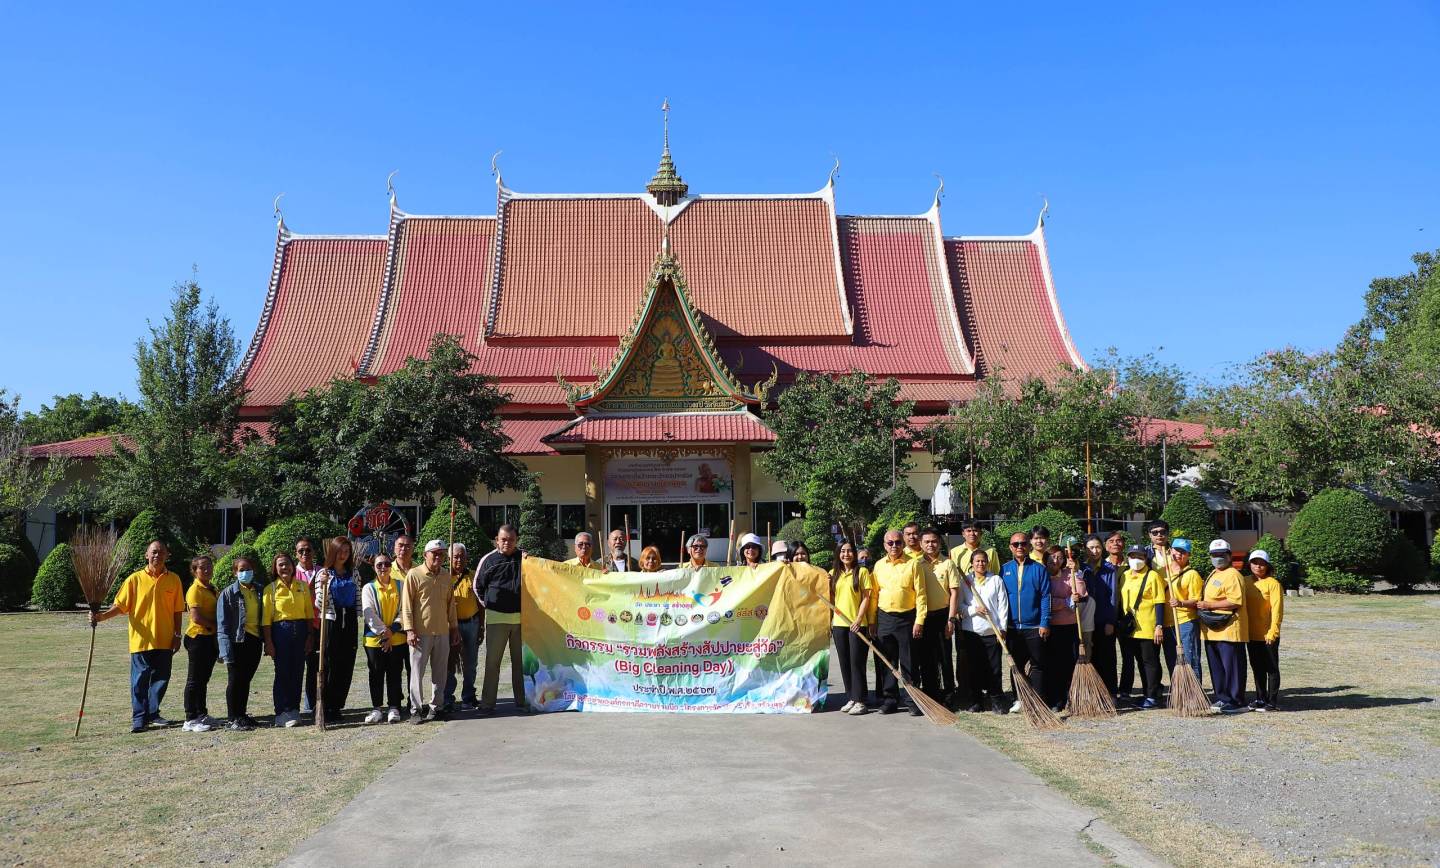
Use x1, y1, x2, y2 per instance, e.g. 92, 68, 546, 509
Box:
474, 524, 532, 715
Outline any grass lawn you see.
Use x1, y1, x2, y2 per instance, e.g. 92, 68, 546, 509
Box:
952, 594, 1440, 867
0, 615, 513, 867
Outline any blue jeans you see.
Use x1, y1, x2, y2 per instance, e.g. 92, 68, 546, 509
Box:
130, 649, 174, 728
1163, 622, 1204, 677
445, 616, 481, 706
270, 620, 309, 715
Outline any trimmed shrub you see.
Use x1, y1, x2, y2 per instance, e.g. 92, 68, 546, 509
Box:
1381, 532, 1427, 592
1431, 528, 1440, 578
0, 542, 35, 609
518, 477, 563, 559
0, 515, 39, 576
112, 509, 193, 603
254, 512, 346, 572
776, 518, 807, 548
213, 529, 266, 591
1250, 532, 1300, 590
1289, 489, 1390, 575
419, 496, 489, 562
802, 488, 836, 569
1304, 566, 1373, 595
994, 508, 1083, 549
1160, 487, 1219, 549
863, 484, 923, 555
32, 542, 80, 611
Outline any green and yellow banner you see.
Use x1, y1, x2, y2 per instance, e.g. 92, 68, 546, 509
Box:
520, 559, 831, 713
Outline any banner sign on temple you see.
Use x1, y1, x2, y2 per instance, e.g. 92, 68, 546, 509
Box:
601, 455, 733, 504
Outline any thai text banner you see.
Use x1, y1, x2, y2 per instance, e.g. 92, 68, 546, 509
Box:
521, 559, 831, 712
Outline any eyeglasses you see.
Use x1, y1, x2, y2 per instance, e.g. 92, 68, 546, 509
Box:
884, 540, 902, 547
296, 547, 311, 553
688, 543, 707, 549
1009, 542, 1027, 548
1149, 529, 1166, 536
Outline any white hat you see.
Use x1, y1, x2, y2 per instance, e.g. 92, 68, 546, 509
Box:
770, 540, 791, 557
424, 539, 447, 553
738, 533, 763, 549
1207, 539, 1231, 555
1248, 549, 1271, 564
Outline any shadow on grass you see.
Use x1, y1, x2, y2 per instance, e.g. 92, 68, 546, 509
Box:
1278, 690, 1434, 711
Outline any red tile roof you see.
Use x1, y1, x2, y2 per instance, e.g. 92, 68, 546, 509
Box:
25, 433, 131, 459
240, 233, 388, 406
546, 412, 775, 446
500, 418, 566, 455
1135, 417, 1216, 448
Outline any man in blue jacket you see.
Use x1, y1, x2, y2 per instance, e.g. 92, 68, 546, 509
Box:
1000, 531, 1050, 713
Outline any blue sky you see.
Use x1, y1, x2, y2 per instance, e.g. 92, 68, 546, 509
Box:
3, 3, 1436, 412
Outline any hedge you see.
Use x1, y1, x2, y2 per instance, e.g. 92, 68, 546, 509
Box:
0, 542, 34, 610
254, 513, 346, 572
518, 477, 563, 559
1381, 533, 1427, 592
802, 489, 836, 569
418, 497, 489, 563
1304, 566, 1373, 594
863, 485, 923, 555
112, 510, 194, 603
1289, 489, 1390, 575
214, 529, 266, 591
994, 509, 1083, 550
32, 542, 80, 611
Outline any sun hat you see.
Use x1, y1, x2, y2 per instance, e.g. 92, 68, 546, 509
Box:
770, 541, 791, 557
738, 533, 763, 549
1248, 549, 1271, 564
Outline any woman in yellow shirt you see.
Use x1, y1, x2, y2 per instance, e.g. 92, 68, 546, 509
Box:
828, 541, 874, 715
1244, 550, 1285, 711
1198, 539, 1249, 713
182, 555, 220, 733
361, 553, 407, 724
1118, 545, 1167, 710
263, 551, 315, 727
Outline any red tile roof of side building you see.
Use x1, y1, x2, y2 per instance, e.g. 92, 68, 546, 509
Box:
546, 412, 776, 447
26, 422, 272, 460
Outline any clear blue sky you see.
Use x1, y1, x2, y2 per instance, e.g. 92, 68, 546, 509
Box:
3, 3, 1436, 412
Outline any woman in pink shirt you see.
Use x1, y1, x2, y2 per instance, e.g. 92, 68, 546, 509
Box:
1042, 544, 1088, 713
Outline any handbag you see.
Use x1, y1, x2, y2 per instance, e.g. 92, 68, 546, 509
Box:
1114, 570, 1150, 636
1196, 608, 1234, 629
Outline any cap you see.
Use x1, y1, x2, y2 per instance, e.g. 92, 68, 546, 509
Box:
738, 533, 763, 549
1208, 539, 1232, 555
1171, 538, 1192, 553
770, 541, 791, 557
1126, 544, 1147, 557
424, 539, 446, 554
1248, 549, 1271, 564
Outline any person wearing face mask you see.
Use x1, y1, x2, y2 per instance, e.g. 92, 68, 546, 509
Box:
770, 541, 793, 564
1198, 539, 1249, 713
1118, 544, 1167, 709
215, 555, 265, 731
1243, 550, 1284, 711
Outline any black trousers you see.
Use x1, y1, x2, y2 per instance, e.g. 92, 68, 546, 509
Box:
224, 636, 262, 720
877, 609, 918, 710
961, 631, 1003, 703
182, 634, 219, 720
830, 626, 868, 704
321, 609, 359, 715
871, 633, 885, 705
365, 644, 405, 709
1247, 639, 1281, 706
917, 609, 948, 700
1137, 638, 1163, 702
1091, 627, 1118, 696
1118, 635, 1140, 696
1043, 623, 1079, 709
1005, 628, 1045, 699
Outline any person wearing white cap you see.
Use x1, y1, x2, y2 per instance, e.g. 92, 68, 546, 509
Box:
685, 534, 710, 568
1197, 539, 1248, 713
1243, 550, 1284, 711
770, 540, 792, 563
737, 533, 764, 568
400, 539, 459, 723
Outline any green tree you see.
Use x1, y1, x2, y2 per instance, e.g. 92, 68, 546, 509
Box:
761, 371, 914, 532
863, 483, 923, 555
517, 476, 561, 559
419, 496, 489, 561
99, 280, 244, 540
31, 542, 80, 611
801, 483, 836, 568
112, 508, 193, 602
1344, 248, 1439, 368
20, 393, 139, 446
1288, 488, 1389, 593
0, 543, 32, 610
1097, 349, 1194, 420
253, 513, 346, 572
1, 391, 75, 533
1159, 487, 1219, 547
248, 334, 522, 516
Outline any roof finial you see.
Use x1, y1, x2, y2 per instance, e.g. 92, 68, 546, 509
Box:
385, 170, 398, 205
1037, 194, 1050, 229
828, 155, 841, 186
272, 192, 286, 227
490, 149, 504, 186
932, 173, 945, 209
647, 99, 688, 206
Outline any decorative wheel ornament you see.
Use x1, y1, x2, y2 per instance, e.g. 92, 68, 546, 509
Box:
348, 501, 411, 565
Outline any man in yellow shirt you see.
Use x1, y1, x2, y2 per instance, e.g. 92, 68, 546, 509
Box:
901, 522, 924, 560
950, 518, 999, 575
1244, 550, 1285, 711
563, 532, 604, 571
444, 543, 482, 712
403, 540, 460, 723
872, 530, 927, 716
92, 540, 186, 733
1198, 539, 1249, 713
919, 528, 959, 705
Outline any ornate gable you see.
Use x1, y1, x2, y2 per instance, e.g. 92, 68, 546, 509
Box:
563, 241, 768, 412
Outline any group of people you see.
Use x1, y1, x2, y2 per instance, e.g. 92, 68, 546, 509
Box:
93, 526, 529, 733
93, 516, 1284, 733
814, 518, 1286, 718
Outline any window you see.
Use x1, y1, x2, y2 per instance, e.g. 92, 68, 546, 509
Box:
476, 505, 518, 539
558, 504, 587, 541
1218, 509, 1259, 532
752, 500, 804, 536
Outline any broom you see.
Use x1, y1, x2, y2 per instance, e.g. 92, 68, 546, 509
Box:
1160, 550, 1212, 717
73, 526, 128, 738
808, 588, 956, 727
1064, 555, 1116, 719
314, 565, 330, 730
958, 569, 1062, 730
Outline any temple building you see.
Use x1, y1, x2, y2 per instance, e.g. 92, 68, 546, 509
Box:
232, 129, 1084, 562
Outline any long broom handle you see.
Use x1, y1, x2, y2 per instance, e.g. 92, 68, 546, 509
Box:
74, 622, 97, 738
315, 574, 329, 730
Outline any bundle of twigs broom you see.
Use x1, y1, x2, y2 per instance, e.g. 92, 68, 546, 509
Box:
73, 526, 128, 737
1065, 553, 1116, 719
1160, 549, 1212, 716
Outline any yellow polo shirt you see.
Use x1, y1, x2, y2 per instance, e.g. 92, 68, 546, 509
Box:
1029, 549, 1045, 563
950, 544, 1000, 576
1201, 568, 1248, 643
262, 578, 314, 625
239, 584, 261, 637
1119, 568, 1166, 640
112, 569, 186, 653
830, 567, 874, 626
921, 556, 955, 613
366, 579, 407, 648
184, 580, 218, 638
904, 546, 923, 561
563, 557, 604, 571
1163, 567, 1205, 626
873, 556, 926, 615
1244, 576, 1284, 643
452, 569, 480, 620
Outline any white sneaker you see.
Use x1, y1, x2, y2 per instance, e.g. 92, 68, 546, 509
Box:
847, 703, 870, 716
181, 719, 195, 732
364, 709, 385, 725
283, 711, 300, 728
387, 707, 402, 724
272, 712, 288, 728
840, 700, 855, 713
1009, 701, 1022, 714
188, 718, 214, 732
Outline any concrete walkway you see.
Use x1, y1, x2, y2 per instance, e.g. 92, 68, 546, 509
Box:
284, 697, 1160, 867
